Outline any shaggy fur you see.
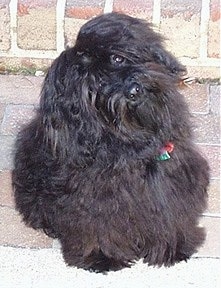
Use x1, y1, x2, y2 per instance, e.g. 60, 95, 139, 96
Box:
13, 13, 209, 273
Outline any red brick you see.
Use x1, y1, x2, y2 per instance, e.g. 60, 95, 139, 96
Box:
0, 1, 10, 51
17, 3, 56, 50
207, 179, 220, 214
64, 17, 86, 47
197, 145, 220, 178
0, 57, 52, 74
181, 83, 209, 114
0, 136, 15, 170
18, 3, 29, 16
208, 0, 220, 58
160, 16, 200, 58
192, 114, 220, 144
186, 66, 220, 80
66, 7, 103, 19
210, 0, 221, 22
65, 0, 105, 19
209, 85, 220, 115
66, 0, 105, 9
1, 105, 36, 136
0, 103, 6, 120
197, 216, 220, 257
208, 18, 220, 58
113, 0, 153, 21
0, 206, 53, 248
0, 75, 42, 105
18, 0, 56, 15
0, 0, 10, 9
0, 170, 14, 208
161, 0, 201, 20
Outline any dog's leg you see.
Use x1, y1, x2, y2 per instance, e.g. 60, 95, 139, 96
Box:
61, 242, 132, 273
82, 250, 132, 273
142, 224, 205, 267
13, 119, 62, 238
60, 226, 133, 273
173, 225, 205, 264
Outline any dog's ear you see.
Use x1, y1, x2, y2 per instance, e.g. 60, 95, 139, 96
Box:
40, 50, 68, 124
39, 50, 71, 157
38, 49, 99, 161
149, 44, 187, 78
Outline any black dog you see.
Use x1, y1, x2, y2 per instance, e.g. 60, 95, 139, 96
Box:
13, 13, 209, 273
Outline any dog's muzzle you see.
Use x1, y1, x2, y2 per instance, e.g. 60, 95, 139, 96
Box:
125, 81, 142, 106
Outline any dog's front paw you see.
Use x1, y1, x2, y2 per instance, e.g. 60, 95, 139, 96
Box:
43, 227, 60, 239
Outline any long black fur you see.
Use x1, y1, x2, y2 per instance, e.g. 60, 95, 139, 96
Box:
13, 13, 209, 273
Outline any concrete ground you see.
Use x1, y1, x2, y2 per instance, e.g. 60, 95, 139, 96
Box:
0, 246, 220, 288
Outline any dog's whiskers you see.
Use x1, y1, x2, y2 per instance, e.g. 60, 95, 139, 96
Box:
107, 93, 121, 115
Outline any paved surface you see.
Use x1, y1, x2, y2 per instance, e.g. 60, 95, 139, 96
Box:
0, 246, 220, 288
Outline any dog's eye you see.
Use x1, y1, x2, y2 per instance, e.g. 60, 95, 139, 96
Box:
110, 55, 125, 65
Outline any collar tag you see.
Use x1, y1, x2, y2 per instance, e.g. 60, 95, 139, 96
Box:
156, 151, 171, 161
156, 142, 174, 161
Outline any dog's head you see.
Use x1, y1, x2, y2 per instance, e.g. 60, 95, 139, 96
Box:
74, 13, 186, 76
40, 13, 190, 157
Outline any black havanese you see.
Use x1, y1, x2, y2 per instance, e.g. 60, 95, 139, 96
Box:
13, 12, 209, 273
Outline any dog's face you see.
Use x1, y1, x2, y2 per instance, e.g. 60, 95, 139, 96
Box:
40, 13, 189, 148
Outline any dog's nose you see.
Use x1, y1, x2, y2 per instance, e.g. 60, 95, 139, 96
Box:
127, 82, 141, 101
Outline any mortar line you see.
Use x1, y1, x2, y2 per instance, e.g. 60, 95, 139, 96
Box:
199, 0, 210, 59
104, 0, 114, 13
152, 0, 161, 26
0, 48, 220, 66
179, 56, 220, 67
195, 142, 221, 147
202, 213, 221, 218
0, 50, 58, 59
56, 0, 66, 53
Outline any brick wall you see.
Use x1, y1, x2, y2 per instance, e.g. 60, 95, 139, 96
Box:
0, 0, 220, 257
0, 0, 220, 76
